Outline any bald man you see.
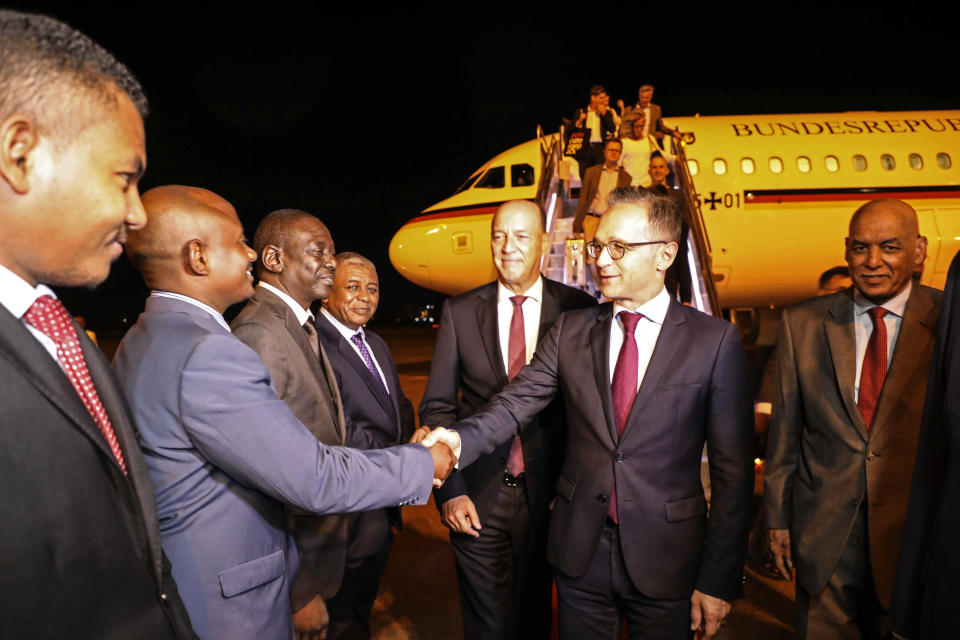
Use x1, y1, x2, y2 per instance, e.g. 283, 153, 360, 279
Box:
764, 199, 942, 639
420, 200, 595, 640
113, 185, 454, 640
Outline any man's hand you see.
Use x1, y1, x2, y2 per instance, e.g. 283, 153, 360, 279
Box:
429, 441, 455, 487
421, 426, 461, 459
292, 594, 328, 640
409, 425, 431, 444
768, 528, 794, 581
690, 590, 731, 639
441, 495, 482, 537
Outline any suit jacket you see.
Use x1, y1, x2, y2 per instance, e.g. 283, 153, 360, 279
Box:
420, 278, 596, 527
231, 287, 348, 606
764, 284, 942, 608
573, 165, 632, 233
454, 299, 754, 600
112, 296, 433, 640
0, 304, 196, 639
316, 314, 416, 558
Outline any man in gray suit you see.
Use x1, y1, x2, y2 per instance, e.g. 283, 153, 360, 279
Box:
231, 209, 349, 637
114, 185, 455, 640
764, 198, 942, 639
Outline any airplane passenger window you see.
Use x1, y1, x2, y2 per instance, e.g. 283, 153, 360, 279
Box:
455, 172, 482, 194
511, 164, 535, 187
938, 153, 952, 169
687, 159, 699, 176
853, 155, 868, 171
881, 154, 896, 170
825, 156, 839, 172
713, 159, 727, 176
797, 156, 811, 173
769, 157, 783, 174
740, 158, 755, 174
474, 166, 505, 189
909, 154, 924, 170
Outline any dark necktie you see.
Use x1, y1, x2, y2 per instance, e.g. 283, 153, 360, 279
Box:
351, 332, 389, 397
24, 295, 128, 474
506, 295, 527, 476
858, 307, 888, 433
303, 319, 319, 358
608, 311, 643, 522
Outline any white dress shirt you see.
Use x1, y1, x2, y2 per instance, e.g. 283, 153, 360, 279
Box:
608, 287, 671, 392
497, 277, 543, 374
258, 281, 313, 326
0, 263, 61, 364
150, 290, 232, 333
320, 306, 389, 391
853, 281, 911, 403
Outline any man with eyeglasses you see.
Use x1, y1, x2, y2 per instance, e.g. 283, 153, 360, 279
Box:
421, 187, 754, 639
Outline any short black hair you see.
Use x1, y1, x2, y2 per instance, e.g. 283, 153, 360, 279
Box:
606, 186, 682, 242
589, 84, 606, 97
253, 208, 320, 267
818, 266, 849, 289
603, 138, 622, 151
335, 251, 376, 272
0, 10, 148, 127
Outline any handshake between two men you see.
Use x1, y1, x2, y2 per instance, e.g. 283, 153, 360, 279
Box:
415, 426, 461, 487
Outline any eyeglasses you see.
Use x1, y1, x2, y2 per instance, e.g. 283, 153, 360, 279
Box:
585, 240, 666, 260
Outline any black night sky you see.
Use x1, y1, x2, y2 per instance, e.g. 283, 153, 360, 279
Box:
16, 3, 959, 328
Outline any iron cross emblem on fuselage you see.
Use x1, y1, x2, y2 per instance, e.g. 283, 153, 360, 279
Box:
702, 192, 722, 210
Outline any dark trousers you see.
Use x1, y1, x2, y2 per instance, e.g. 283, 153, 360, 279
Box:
796, 507, 888, 640
451, 479, 552, 640
326, 539, 393, 640
555, 520, 692, 640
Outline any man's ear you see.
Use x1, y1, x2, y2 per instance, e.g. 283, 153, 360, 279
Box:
260, 245, 283, 274
657, 241, 678, 272
186, 239, 209, 275
0, 115, 40, 194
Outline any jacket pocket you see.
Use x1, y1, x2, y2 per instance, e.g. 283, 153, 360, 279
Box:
555, 474, 576, 502
664, 495, 708, 522
218, 549, 285, 598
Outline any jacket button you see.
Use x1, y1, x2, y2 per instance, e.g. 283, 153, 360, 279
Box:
866, 451, 877, 460
160, 592, 168, 601
596, 493, 607, 504
614, 452, 624, 462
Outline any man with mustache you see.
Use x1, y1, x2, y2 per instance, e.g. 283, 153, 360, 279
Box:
114, 186, 455, 640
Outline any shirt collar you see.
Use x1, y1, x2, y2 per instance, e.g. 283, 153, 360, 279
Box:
0, 263, 57, 319
497, 276, 543, 305
320, 306, 363, 342
258, 281, 313, 326
150, 291, 232, 332
613, 287, 670, 325
853, 280, 912, 319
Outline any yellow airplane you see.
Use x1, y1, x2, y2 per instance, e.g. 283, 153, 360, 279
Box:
389, 110, 960, 312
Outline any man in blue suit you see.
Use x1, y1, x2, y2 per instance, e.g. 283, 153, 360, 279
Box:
113, 185, 455, 640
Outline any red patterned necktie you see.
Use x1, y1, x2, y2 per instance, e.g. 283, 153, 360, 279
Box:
24, 295, 128, 474
858, 307, 888, 433
608, 311, 643, 523
505, 295, 527, 477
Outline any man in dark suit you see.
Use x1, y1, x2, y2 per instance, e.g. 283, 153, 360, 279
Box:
0, 12, 197, 639
231, 208, 350, 637
316, 252, 417, 639
114, 185, 455, 640
765, 198, 942, 639
573, 138, 632, 244
619, 84, 666, 141
422, 190, 752, 639
419, 200, 595, 640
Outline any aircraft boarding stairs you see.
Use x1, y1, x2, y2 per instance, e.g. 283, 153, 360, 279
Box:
534, 125, 722, 318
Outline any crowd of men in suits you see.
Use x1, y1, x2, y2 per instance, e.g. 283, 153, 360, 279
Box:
2, 9, 959, 640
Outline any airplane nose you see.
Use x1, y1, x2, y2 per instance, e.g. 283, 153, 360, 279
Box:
389, 224, 432, 290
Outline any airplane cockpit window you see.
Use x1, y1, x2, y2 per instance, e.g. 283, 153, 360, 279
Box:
853, 155, 868, 171
937, 153, 952, 169
740, 158, 755, 175
909, 153, 924, 170
881, 154, 896, 171
474, 166, 505, 189
511, 164, 535, 187
769, 157, 784, 174
825, 156, 839, 172
712, 159, 727, 176
797, 156, 811, 173
687, 159, 699, 176
455, 172, 482, 194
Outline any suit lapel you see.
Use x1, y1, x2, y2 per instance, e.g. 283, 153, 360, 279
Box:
625, 300, 686, 428
590, 304, 618, 446
337, 332, 396, 423
538, 278, 560, 348
367, 336, 402, 427
824, 293, 868, 439
476, 285, 508, 387
871, 285, 937, 440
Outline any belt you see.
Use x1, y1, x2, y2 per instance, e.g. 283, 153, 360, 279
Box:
502, 471, 525, 487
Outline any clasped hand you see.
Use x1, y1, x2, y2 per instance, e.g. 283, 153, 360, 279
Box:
409, 426, 461, 487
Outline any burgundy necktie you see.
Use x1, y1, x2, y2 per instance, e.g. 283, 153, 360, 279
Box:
506, 295, 527, 476
608, 311, 643, 522
24, 295, 128, 474
858, 307, 888, 433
